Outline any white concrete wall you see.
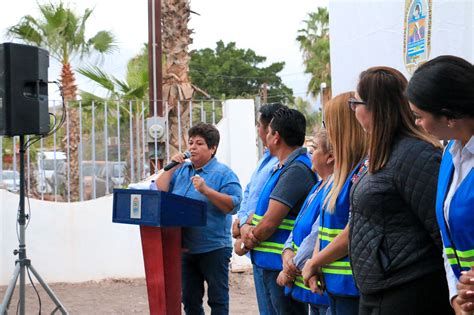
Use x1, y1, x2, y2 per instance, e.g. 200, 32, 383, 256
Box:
0, 99, 257, 285
0, 190, 145, 284
216, 99, 257, 270
216, 99, 257, 188
329, 0, 474, 96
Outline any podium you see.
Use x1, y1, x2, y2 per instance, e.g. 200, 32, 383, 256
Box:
113, 189, 206, 314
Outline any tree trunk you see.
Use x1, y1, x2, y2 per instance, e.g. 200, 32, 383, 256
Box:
60, 62, 81, 201
162, 0, 194, 157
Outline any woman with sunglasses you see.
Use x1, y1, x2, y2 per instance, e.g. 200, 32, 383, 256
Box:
407, 55, 474, 314
349, 66, 453, 314
302, 92, 367, 315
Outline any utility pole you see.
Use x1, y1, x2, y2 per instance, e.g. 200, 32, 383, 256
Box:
261, 82, 268, 104
148, 0, 163, 172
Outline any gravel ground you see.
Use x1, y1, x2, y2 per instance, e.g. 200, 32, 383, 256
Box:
0, 271, 258, 314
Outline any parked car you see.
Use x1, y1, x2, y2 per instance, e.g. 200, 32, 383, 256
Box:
37, 150, 66, 193
98, 162, 127, 191
82, 161, 107, 200
0, 170, 21, 192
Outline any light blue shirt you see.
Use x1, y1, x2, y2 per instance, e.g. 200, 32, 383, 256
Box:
237, 150, 279, 226
283, 217, 320, 269
170, 157, 242, 254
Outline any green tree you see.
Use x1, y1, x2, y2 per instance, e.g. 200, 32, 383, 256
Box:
189, 41, 294, 104
7, 1, 116, 201
297, 8, 331, 102
291, 97, 321, 134
78, 45, 149, 184
78, 44, 148, 102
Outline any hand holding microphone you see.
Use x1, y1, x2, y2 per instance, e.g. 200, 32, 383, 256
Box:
164, 151, 191, 171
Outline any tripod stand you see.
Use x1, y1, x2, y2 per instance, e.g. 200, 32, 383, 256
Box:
0, 136, 68, 315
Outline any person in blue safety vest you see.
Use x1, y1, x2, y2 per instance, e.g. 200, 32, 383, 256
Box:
276, 128, 333, 315
302, 92, 367, 315
233, 102, 283, 315
407, 55, 474, 315
348, 66, 453, 315
241, 107, 317, 314
155, 123, 242, 315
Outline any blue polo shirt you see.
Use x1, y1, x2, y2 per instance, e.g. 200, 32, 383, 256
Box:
237, 150, 278, 226
170, 157, 242, 254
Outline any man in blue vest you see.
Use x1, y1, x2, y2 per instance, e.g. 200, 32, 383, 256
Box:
241, 107, 317, 314
233, 103, 283, 315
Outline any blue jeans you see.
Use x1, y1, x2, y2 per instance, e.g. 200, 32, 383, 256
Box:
328, 294, 359, 315
309, 304, 329, 315
181, 247, 232, 315
259, 269, 308, 315
253, 265, 274, 315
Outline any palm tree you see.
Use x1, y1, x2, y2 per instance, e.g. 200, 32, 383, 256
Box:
78, 45, 149, 185
292, 97, 321, 134
7, 1, 116, 201
296, 8, 331, 104
162, 0, 199, 155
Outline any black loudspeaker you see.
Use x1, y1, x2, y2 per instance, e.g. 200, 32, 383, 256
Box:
0, 42, 50, 136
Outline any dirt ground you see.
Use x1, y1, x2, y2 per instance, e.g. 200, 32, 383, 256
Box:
0, 271, 258, 314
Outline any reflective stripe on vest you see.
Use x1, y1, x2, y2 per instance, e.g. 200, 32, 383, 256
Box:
294, 276, 310, 290
253, 241, 285, 255
436, 140, 474, 279
445, 247, 474, 269
287, 246, 330, 306
252, 214, 295, 231
321, 261, 353, 275
318, 163, 360, 297
319, 226, 344, 242
251, 153, 314, 271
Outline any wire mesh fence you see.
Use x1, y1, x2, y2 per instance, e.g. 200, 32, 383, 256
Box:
0, 99, 224, 202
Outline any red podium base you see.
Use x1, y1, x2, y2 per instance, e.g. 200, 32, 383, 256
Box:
140, 226, 182, 314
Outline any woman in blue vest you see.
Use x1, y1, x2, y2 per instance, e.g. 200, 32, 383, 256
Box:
276, 128, 334, 314
407, 55, 474, 314
302, 92, 367, 315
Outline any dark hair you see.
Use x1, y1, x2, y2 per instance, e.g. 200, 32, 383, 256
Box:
188, 123, 220, 154
357, 66, 439, 173
406, 55, 474, 119
270, 107, 306, 147
259, 103, 285, 127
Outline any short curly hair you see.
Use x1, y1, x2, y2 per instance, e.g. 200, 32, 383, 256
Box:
188, 123, 220, 155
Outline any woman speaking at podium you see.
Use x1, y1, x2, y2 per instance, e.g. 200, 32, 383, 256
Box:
156, 122, 242, 315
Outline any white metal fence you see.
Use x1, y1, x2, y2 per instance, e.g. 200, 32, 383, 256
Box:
0, 99, 224, 202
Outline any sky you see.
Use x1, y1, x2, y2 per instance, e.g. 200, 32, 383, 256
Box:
0, 0, 329, 104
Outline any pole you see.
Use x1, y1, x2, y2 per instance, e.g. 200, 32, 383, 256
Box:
143, 2, 182, 315
148, 0, 163, 120
18, 136, 26, 314
262, 83, 268, 105
320, 82, 327, 126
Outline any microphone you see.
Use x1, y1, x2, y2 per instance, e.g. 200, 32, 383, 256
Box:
163, 151, 191, 171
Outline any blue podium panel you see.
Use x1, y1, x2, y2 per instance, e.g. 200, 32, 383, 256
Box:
112, 189, 206, 227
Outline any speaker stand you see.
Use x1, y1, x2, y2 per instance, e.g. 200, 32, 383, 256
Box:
0, 136, 68, 315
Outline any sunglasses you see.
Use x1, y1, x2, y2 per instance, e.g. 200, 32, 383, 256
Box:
348, 98, 367, 111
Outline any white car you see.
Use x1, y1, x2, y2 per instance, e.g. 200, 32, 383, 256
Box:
0, 170, 21, 192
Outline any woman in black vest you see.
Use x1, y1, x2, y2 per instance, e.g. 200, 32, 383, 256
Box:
348, 66, 453, 314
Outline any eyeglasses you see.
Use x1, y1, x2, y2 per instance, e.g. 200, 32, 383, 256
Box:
348, 98, 367, 111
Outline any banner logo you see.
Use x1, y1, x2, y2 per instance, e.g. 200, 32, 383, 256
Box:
130, 194, 142, 219
404, 0, 432, 74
